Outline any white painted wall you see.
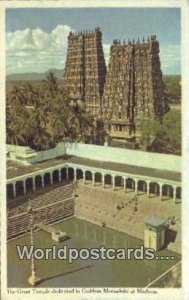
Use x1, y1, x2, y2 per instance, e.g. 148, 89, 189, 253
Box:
7, 143, 66, 165
6, 142, 181, 172
65, 143, 181, 172
29, 143, 66, 164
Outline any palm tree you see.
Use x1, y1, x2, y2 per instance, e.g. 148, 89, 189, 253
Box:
6, 106, 26, 150
42, 72, 59, 98
8, 85, 27, 106
68, 104, 93, 141
33, 126, 52, 151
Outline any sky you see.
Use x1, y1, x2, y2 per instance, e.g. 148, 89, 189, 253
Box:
6, 8, 181, 75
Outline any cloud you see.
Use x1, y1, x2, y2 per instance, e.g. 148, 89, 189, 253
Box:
6, 26, 180, 75
160, 44, 181, 75
103, 43, 111, 65
6, 25, 73, 74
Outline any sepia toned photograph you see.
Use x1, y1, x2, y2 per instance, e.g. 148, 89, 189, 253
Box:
2, 3, 184, 298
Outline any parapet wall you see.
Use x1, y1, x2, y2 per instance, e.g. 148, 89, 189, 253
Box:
7, 143, 66, 165
65, 143, 181, 172
6, 142, 181, 173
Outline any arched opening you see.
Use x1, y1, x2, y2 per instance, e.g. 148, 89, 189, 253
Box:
176, 187, 181, 201
162, 184, 173, 200
76, 169, 83, 180
35, 175, 42, 189
61, 168, 67, 181
15, 180, 24, 196
126, 178, 135, 191
25, 177, 33, 193
149, 182, 159, 197
68, 168, 74, 181
95, 172, 102, 185
138, 180, 147, 194
53, 170, 59, 183
115, 176, 122, 189
44, 173, 51, 186
7, 183, 14, 199
104, 174, 112, 186
85, 171, 92, 183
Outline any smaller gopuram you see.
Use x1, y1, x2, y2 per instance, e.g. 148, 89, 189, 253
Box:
102, 36, 169, 140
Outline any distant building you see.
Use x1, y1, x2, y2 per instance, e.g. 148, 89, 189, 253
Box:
63, 28, 168, 140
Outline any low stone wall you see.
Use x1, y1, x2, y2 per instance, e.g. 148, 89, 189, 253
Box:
147, 261, 181, 287
66, 143, 181, 172
7, 143, 66, 165
7, 142, 181, 172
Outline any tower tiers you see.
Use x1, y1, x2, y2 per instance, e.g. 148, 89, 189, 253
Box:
102, 36, 168, 140
63, 29, 168, 140
63, 27, 107, 117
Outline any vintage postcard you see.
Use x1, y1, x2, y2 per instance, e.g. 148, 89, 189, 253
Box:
1, 0, 189, 299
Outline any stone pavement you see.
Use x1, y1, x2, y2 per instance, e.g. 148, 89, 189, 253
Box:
75, 181, 181, 254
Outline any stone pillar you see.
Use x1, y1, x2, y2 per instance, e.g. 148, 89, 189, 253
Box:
159, 184, 163, 200
173, 186, 177, 203
112, 175, 115, 191
92, 172, 95, 186
58, 170, 61, 182
23, 180, 26, 194
83, 171, 86, 184
134, 179, 138, 195
146, 181, 150, 198
41, 176, 44, 188
102, 174, 105, 188
50, 173, 53, 185
13, 182, 16, 197
74, 168, 77, 182
32, 178, 36, 191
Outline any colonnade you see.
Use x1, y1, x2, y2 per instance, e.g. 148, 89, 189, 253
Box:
7, 165, 181, 203
72, 168, 180, 202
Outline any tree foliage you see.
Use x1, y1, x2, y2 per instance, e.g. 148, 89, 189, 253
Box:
6, 73, 103, 151
163, 75, 181, 104
140, 110, 181, 155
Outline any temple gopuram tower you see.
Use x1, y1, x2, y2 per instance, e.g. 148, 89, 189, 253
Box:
63, 27, 107, 117
102, 36, 168, 140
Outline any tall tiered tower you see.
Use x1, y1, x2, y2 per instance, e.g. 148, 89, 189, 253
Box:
102, 36, 168, 140
63, 27, 107, 117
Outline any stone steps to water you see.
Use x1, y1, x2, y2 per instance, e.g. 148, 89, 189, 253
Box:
7, 184, 74, 239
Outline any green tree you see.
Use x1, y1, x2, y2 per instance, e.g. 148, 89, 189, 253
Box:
150, 110, 181, 155
139, 119, 161, 150
42, 72, 59, 98
68, 104, 93, 142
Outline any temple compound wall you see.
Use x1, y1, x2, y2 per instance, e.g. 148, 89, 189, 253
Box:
63, 28, 168, 140
7, 143, 181, 172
